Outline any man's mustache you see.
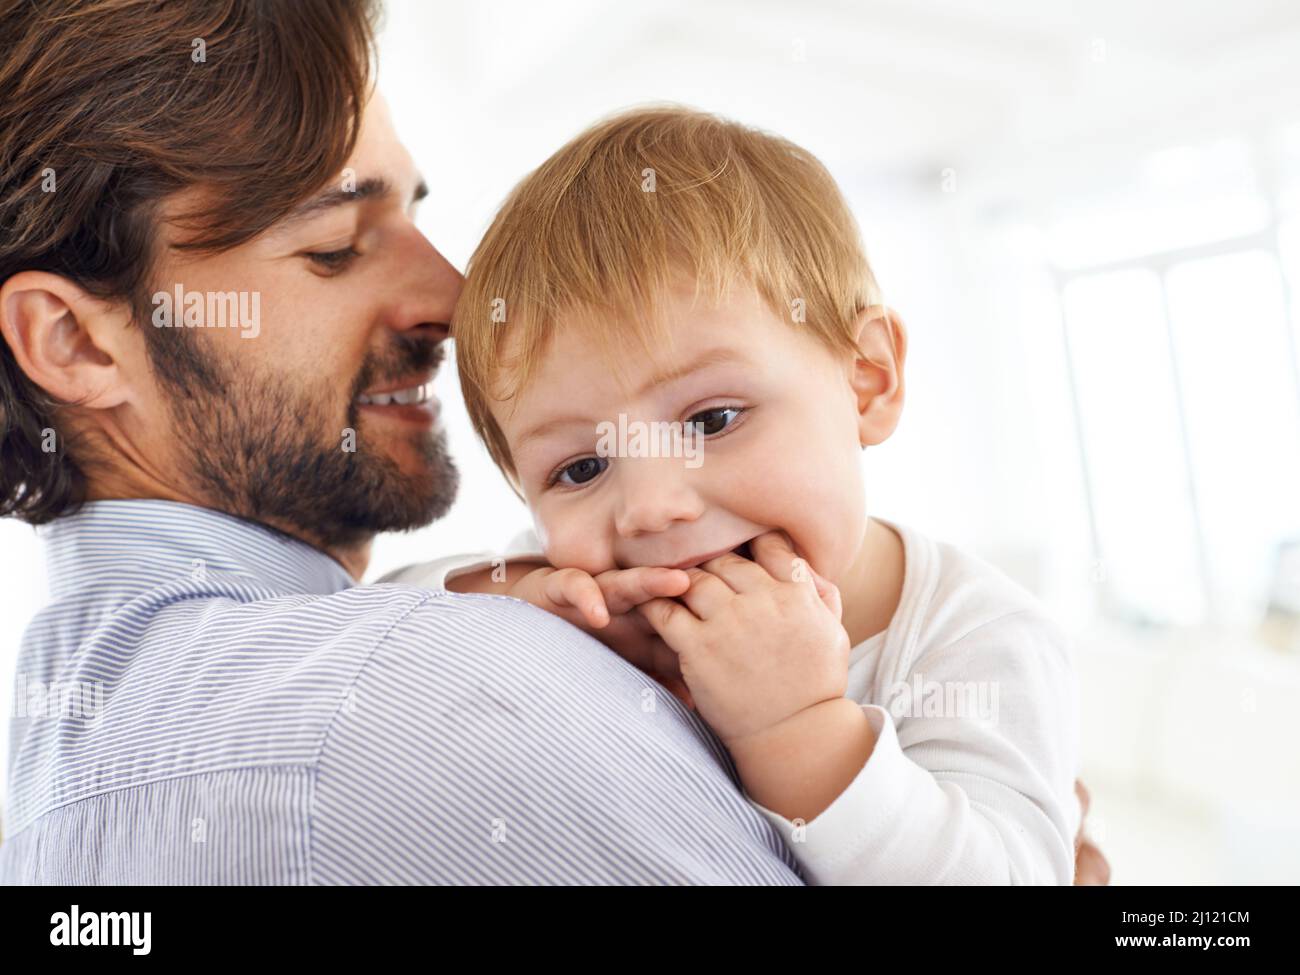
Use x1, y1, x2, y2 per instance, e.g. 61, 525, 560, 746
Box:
352, 332, 446, 396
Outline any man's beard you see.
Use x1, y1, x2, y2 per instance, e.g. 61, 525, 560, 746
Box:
144, 328, 459, 550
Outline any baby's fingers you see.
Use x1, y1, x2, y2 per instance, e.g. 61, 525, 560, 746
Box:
808, 567, 843, 621
595, 566, 691, 615
635, 596, 701, 648
542, 568, 610, 628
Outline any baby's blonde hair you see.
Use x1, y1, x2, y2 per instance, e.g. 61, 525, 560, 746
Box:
454, 105, 881, 495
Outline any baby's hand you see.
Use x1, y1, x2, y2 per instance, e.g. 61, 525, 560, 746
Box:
498, 563, 697, 708
635, 531, 850, 747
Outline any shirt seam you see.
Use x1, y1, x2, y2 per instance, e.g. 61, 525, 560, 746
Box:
304, 587, 449, 884
2, 763, 319, 843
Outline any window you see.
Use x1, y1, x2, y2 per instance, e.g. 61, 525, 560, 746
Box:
1166, 251, 1300, 622
1062, 270, 1204, 625
1054, 131, 1300, 628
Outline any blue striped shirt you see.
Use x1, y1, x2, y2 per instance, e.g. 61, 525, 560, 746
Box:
0, 499, 802, 884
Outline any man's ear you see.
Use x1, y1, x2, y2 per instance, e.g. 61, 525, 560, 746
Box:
846, 304, 907, 447
0, 271, 132, 409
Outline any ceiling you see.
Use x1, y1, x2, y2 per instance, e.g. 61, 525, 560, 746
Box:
376, 0, 1300, 262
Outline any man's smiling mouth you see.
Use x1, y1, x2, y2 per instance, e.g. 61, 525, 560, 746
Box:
357, 380, 436, 406
353, 328, 448, 419
355, 373, 440, 426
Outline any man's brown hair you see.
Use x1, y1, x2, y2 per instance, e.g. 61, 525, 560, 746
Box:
0, 0, 381, 523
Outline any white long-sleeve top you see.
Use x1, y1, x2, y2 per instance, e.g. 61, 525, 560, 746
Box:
381, 515, 1081, 885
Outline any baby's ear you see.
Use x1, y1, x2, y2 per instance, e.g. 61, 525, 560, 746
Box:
847, 305, 907, 447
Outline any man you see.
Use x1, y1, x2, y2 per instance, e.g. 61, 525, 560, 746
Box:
0, 0, 1107, 884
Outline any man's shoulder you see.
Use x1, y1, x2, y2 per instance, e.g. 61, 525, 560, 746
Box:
156, 580, 563, 653
2, 585, 580, 836
305, 584, 616, 702
316, 584, 703, 768
343, 584, 626, 681
348, 583, 580, 643
186, 583, 587, 696
305, 588, 807, 885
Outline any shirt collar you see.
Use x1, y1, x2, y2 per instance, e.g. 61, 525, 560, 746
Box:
39, 499, 356, 601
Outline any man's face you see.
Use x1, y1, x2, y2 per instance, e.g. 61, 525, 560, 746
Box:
134, 94, 461, 549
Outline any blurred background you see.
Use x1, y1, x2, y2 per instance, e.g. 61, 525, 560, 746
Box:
3, 0, 1299, 882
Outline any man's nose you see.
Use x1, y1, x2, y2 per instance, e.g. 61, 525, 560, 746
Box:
387, 224, 462, 333
613, 457, 704, 538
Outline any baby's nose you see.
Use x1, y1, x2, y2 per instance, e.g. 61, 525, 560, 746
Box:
612, 459, 705, 537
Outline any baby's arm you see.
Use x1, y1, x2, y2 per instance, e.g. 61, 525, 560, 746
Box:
753, 611, 1077, 885
635, 532, 1078, 885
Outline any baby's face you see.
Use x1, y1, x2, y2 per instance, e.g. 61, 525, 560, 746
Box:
493, 281, 872, 580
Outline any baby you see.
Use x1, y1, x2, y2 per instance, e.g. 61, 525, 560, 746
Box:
385, 106, 1081, 884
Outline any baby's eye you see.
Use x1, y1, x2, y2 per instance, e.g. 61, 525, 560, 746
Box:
688, 406, 746, 437
551, 456, 608, 488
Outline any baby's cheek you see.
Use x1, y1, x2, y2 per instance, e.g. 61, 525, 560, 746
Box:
537, 517, 615, 574
784, 495, 864, 577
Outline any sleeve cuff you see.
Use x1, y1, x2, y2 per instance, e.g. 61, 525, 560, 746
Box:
376, 529, 547, 591
743, 703, 925, 884
376, 552, 502, 590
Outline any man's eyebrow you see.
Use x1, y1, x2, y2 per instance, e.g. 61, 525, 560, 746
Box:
514, 347, 750, 451
269, 175, 428, 236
